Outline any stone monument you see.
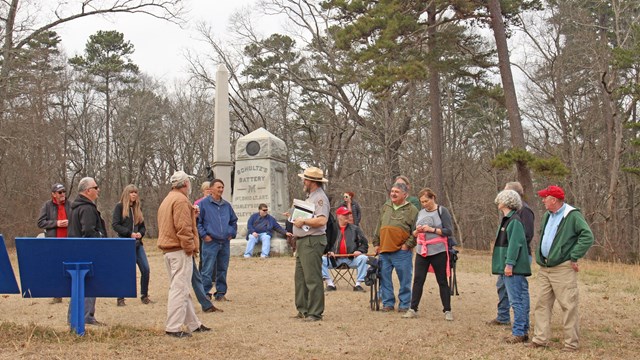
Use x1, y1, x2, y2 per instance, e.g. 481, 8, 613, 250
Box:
229, 128, 290, 256
213, 64, 233, 200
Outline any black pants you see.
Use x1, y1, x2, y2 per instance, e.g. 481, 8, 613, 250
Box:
410, 251, 450, 312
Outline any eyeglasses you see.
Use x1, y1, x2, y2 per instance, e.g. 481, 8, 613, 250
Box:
260, 209, 269, 212
56, 190, 66, 194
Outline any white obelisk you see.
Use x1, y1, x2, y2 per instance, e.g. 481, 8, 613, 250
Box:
213, 64, 233, 201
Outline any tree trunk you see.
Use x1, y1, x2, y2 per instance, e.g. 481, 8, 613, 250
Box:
487, 0, 535, 201
427, 4, 445, 202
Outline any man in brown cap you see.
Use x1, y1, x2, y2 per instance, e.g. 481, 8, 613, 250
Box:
528, 185, 593, 352
292, 167, 330, 321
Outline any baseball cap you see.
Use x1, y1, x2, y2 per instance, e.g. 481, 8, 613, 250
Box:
51, 183, 65, 192
537, 185, 565, 200
170, 170, 194, 185
336, 206, 352, 216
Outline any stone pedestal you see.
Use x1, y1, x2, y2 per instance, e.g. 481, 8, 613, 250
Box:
230, 128, 290, 256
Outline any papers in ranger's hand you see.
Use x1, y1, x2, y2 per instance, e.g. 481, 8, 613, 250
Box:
289, 199, 315, 222
289, 199, 315, 232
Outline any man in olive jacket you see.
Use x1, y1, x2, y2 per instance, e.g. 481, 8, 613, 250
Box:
529, 185, 594, 352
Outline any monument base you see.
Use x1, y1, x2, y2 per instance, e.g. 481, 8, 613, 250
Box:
230, 237, 291, 257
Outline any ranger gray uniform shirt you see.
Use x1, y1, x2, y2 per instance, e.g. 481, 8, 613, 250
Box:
293, 187, 330, 237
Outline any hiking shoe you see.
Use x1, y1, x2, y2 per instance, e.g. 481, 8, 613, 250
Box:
203, 305, 223, 313
402, 309, 417, 319
303, 316, 321, 322
193, 324, 211, 333
214, 296, 231, 302
380, 306, 395, 312
166, 331, 191, 338
325, 285, 337, 292
444, 311, 454, 321
141, 296, 154, 304
50, 297, 62, 304
504, 335, 528, 344
353, 285, 366, 292
562, 347, 578, 352
292, 312, 306, 319
526, 341, 548, 349
487, 319, 510, 326
86, 319, 106, 326
117, 299, 126, 307
397, 308, 409, 313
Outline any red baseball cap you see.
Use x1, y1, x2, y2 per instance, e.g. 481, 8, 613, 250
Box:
537, 185, 565, 200
336, 206, 352, 216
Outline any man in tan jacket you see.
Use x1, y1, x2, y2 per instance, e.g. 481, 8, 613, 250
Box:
157, 170, 210, 338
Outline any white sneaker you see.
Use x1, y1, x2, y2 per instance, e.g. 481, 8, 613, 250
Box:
402, 309, 417, 319
445, 311, 454, 321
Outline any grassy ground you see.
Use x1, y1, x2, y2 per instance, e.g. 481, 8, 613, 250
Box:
0, 242, 638, 359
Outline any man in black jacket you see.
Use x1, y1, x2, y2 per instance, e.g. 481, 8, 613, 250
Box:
321, 206, 369, 292
67, 176, 107, 326
37, 183, 71, 304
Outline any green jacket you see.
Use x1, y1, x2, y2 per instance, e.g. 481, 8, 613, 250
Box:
373, 200, 418, 252
535, 205, 594, 267
492, 210, 531, 276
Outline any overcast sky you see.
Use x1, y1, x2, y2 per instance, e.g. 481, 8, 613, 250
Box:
56, 0, 277, 82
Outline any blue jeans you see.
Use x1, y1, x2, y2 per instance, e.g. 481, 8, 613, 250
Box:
503, 275, 530, 336
201, 240, 230, 297
496, 275, 511, 323
136, 245, 151, 297
321, 254, 369, 283
191, 258, 214, 311
379, 250, 413, 309
496, 256, 532, 323
244, 232, 271, 257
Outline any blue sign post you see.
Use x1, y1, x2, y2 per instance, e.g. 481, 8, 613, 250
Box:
15, 237, 136, 335
0, 235, 19, 294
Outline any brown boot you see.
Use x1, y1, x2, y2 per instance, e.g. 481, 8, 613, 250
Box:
117, 298, 126, 307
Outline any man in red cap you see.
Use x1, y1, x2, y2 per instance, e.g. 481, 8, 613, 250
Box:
321, 206, 369, 292
528, 185, 594, 352
37, 183, 71, 304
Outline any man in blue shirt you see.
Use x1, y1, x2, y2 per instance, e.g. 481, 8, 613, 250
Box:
244, 203, 292, 258
197, 179, 238, 302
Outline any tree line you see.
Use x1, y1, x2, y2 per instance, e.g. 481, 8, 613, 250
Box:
1, 1, 639, 263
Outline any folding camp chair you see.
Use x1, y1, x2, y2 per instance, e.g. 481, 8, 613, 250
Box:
328, 254, 357, 288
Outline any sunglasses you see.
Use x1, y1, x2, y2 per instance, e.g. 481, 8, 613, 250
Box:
56, 190, 66, 194
89, 186, 99, 190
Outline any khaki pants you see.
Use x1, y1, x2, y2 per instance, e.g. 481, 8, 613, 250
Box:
531, 261, 580, 349
164, 250, 201, 332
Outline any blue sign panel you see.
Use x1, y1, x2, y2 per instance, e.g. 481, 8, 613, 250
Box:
0, 235, 19, 294
15, 237, 136, 298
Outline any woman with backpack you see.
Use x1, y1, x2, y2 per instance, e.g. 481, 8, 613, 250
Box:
403, 188, 455, 321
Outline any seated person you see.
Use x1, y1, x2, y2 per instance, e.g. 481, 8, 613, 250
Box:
322, 206, 369, 292
244, 203, 291, 258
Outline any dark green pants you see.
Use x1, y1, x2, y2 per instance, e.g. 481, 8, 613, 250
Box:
294, 235, 327, 319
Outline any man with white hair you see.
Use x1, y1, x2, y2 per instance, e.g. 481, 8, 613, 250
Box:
67, 176, 106, 326
157, 171, 210, 338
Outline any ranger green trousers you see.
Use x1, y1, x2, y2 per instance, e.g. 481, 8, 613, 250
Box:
294, 235, 327, 319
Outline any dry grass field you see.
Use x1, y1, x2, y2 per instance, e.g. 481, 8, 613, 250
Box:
1, 241, 638, 360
